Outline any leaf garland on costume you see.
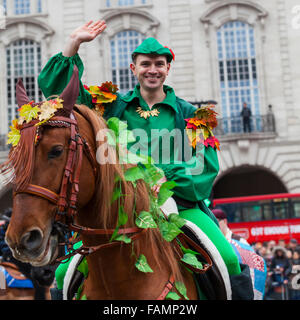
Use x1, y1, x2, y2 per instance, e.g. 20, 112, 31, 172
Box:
185, 104, 220, 150
84, 81, 119, 116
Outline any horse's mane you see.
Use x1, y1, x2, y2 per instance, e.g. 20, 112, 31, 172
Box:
0, 123, 37, 191
75, 105, 184, 283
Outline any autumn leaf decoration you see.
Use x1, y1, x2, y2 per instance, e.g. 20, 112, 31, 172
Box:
84, 81, 118, 116
7, 98, 64, 147
185, 104, 220, 150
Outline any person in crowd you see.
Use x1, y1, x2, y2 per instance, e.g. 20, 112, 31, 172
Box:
288, 249, 300, 300
278, 239, 286, 248
212, 208, 267, 299
287, 238, 299, 253
240, 102, 252, 133
212, 208, 249, 245
266, 246, 292, 300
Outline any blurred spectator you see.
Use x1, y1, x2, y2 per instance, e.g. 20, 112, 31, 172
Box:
212, 208, 267, 299
266, 246, 292, 300
253, 242, 263, 254
287, 239, 299, 253
212, 208, 250, 245
267, 240, 276, 254
288, 249, 300, 300
278, 239, 286, 248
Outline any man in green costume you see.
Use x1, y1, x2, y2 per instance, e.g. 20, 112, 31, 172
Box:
38, 20, 249, 299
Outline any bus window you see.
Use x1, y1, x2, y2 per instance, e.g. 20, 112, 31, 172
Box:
293, 201, 300, 218
241, 202, 263, 222
272, 199, 289, 220
262, 203, 273, 220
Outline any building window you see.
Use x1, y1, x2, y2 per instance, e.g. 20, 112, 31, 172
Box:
105, 0, 147, 8
14, 0, 30, 14
2, 0, 7, 14
217, 21, 260, 133
6, 39, 42, 129
118, 0, 134, 5
37, 0, 42, 13
110, 30, 145, 92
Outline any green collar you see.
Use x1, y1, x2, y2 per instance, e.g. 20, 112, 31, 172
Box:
121, 84, 178, 113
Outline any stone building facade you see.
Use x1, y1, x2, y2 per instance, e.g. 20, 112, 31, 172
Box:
0, 0, 300, 211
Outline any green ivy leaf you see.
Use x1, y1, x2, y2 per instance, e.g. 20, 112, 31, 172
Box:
111, 186, 122, 203
80, 294, 87, 300
115, 234, 132, 244
135, 211, 157, 229
107, 117, 128, 136
118, 206, 128, 226
168, 214, 186, 229
135, 254, 153, 273
180, 244, 200, 256
158, 220, 183, 242
124, 166, 145, 183
142, 164, 164, 186
175, 281, 189, 300
161, 181, 177, 190
181, 253, 203, 270
157, 181, 177, 207
110, 225, 120, 242
165, 292, 181, 300
157, 188, 174, 207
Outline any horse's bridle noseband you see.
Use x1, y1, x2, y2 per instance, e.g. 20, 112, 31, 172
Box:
14, 112, 142, 260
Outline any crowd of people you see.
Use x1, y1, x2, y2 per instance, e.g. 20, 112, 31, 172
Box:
252, 238, 300, 300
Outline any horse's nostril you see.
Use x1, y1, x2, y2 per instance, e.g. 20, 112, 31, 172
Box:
20, 229, 43, 252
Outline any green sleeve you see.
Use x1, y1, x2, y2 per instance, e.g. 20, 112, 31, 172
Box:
38, 52, 93, 108
157, 99, 219, 202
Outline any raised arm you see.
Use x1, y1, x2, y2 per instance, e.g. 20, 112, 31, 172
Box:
63, 20, 107, 57
38, 20, 107, 107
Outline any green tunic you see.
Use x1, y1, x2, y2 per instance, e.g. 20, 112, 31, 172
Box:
38, 52, 241, 276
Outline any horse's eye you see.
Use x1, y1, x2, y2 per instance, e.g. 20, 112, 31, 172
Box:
48, 146, 63, 159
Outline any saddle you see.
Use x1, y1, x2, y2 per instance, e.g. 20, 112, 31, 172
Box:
0, 262, 34, 289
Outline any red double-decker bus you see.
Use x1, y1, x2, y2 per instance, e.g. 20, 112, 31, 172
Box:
213, 193, 300, 244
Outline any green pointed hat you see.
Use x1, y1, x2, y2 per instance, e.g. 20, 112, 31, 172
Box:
132, 37, 175, 63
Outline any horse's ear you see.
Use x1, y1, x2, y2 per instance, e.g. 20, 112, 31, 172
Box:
16, 79, 30, 107
60, 65, 79, 114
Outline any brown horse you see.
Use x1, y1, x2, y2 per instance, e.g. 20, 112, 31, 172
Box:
1, 67, 199, 300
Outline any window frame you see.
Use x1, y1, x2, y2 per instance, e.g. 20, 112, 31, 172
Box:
217, 21, 260, 133
6, 39, 43, 128
110, 30, 145, 93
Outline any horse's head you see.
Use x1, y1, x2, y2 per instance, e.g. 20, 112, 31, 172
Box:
4, 66, 96, 266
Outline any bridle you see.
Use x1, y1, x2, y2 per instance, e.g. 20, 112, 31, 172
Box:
14, 112, 143, 260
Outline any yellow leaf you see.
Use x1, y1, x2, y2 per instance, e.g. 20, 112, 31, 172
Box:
19, 104, 40, 123
7, 127, 21, 146
38, 101, 57, 122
